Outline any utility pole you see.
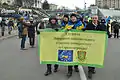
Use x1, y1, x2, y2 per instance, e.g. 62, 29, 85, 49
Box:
118, 0, 120, 9
84, 0, 86, 10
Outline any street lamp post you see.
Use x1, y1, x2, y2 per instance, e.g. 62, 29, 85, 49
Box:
84, 0, 86, 10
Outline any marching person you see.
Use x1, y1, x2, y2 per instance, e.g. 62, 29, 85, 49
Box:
107, 20, 112, 38
8, 19, 14, 35
18, 17, 30, 50
65, 13, 84, 77
0, 18, 6, 36
85, 16, 107, 79
113, 22, 120, 38
28, 17, 36, 48
17, 18, 23, 38
100, 19, 107, 31
61, 14, 69, 29
44, 16, 60, 76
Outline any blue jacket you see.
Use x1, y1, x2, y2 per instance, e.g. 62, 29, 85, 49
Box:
61, 21, 68, 28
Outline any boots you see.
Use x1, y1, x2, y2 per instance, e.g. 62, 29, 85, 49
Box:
88, 67, 96, 79
67, 66, 73, 78
54, 64, 58, 72
74, 65, 79, 72
44, 64, 52, 76
44, 64, 58, 76
67, 71, 72, 78
44, 69, 52, 76
88, 71, 92, 79
54, 67, 58, 72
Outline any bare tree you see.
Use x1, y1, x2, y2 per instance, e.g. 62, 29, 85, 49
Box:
42, 0, 49, 10
15, 0, 34, 7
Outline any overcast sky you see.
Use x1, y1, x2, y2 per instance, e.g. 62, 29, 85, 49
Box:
42, 0, 95, 9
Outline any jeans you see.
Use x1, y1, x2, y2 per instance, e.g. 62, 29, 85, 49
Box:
18, 32, 22, 38
21, 35, 26, 49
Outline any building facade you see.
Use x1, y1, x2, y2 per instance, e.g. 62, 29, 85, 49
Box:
96, 0, 120, 9
49, 4, 58, 11
1, 0, 15, 5
33, 0, 42, 8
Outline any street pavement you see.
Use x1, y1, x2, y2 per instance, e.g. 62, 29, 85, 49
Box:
0, 36, 80, 80
0, 27, 17, 38
1, 34, 120, 80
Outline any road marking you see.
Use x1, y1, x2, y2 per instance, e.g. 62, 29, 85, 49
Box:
78, 66, 87, 80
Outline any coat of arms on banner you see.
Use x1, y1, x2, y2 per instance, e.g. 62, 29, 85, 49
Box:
77, 51, 87, 62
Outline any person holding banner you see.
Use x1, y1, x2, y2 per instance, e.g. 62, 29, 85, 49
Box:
65, 13, 85, 77
44, 16, 61, 76
61, 14, 69, 29
85, 16, 107, 79
107, 20, 112, 38
100, 19, 107, 31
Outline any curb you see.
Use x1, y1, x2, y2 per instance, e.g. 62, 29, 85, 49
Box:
0, 34, 18, 41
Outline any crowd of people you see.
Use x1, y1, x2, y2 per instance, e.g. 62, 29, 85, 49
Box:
40, 14, 120, 79
43, 14, 107, 79
1, 13, 119, 79
0, 18, 17, 36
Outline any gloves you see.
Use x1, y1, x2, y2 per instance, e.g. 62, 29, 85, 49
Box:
54, 28, 59, 31
66, 28, 72, 31
37, 30, 40, 35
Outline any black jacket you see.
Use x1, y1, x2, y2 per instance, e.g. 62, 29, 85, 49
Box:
28, 23, 36, 38
86, 23, 107, 31
46, 23, 60, 29
113, 23, 119, 30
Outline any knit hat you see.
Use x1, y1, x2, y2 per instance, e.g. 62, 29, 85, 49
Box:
49, 16, 57, 23
64, 14, 69, 19
70, 14, 77, 18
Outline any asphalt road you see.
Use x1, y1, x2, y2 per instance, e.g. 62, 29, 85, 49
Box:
83, 38, 120, 80
1, 35, 120, 80
0, 36, 80, 80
